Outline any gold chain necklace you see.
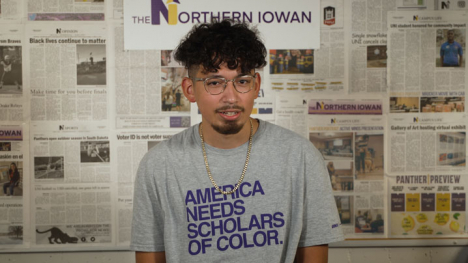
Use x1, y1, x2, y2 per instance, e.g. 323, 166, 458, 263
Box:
199, 119, 253, 195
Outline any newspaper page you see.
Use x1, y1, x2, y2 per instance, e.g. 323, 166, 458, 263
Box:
387, 11, 467, 102
276, 95, 386, 238
31, 128, 113, 248
0, 0, 21, 20
347, 0, 396, 93
112, 130, 174, 247
275, 96, 308, 138
0, 124, 28, 249
267, 0, 346, 93
109, 0, 123, 19
0, 23, 23, 122
26, 24, 109, 128
388, 173, 467, 237
27, 0, 105, 21
110, 22, 191, 129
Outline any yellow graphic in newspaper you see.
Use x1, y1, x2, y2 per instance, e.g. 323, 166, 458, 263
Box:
406, 193, 420, 212
436, 193, 450, 211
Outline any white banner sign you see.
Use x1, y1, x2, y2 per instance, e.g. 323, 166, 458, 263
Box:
124, 0, 320, 50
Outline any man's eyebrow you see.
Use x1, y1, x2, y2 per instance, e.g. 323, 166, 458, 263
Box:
204, 73, 224, 78
204, 73, 251, 78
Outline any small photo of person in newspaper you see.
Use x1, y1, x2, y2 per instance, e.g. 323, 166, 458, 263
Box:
0, 46, 22, 94
80, 141, 110, 163
0, 161, 22, 197
437, 29, 465, 67
76, 44, 106, 85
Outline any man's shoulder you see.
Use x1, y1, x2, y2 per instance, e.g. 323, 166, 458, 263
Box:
259, 120, 314, 150
260, 121, 305, 141
143, 125, 197, 159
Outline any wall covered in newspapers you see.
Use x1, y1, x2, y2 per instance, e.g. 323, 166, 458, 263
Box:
0, 0, 466, 252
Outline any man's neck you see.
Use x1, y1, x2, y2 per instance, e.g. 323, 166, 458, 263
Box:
200, 119, 259, 149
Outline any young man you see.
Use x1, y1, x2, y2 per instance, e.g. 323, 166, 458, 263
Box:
131, 20, 344, 263
440, 30, 463, 67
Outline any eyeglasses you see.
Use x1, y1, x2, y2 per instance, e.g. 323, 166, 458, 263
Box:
193, 74, 256, 95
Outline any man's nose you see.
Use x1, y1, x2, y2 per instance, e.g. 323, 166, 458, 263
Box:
221, 80, 239, 103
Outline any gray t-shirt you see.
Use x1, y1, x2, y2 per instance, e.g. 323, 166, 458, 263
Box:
131, 120, 344, 262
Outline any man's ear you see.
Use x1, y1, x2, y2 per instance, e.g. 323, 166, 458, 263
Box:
253, 72, 261, 99
182, 77, 196, 103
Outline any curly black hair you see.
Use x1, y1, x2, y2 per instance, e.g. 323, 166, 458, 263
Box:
174, 20, 267, 76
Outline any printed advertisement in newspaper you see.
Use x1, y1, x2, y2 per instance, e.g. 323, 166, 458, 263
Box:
34, 185, 112, 246
26, 24, 108, 127
388, 173, 467, 237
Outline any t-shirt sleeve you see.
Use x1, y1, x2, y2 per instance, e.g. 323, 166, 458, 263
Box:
459, 43, 463, 55
130, 151, 166, 252
298, 143, 345, 247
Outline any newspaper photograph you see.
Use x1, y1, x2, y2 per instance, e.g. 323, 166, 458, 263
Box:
390, 92, 465, 115
26, 24, 108, 126
0, 23, 23, 122
388, 114, 466, 174
388, 173, 467, 237
111, 23, 191, 129
0, 124, 27, 248
347, 0, 394, 93
112, 130, 175, 246
387, 11, 467, 98
27, 0, 105, 21
0, 0, 22, 20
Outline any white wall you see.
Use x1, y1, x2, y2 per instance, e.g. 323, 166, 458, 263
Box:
1, 247, 468, 263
